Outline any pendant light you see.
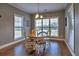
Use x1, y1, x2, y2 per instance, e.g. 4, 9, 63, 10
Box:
40, 15, 43, 18
35, 3, 43, 19
35, 13, 39, 18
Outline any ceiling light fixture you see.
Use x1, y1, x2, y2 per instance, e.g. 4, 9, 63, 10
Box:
35, 3, 43, 19
40, 15, 43, 18
35, 13, 39, 18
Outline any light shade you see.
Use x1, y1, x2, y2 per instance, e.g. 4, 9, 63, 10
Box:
35, 13, 39, 19
40, 15, 43, 18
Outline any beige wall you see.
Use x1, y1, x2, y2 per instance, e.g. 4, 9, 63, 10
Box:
31, 10, 65, 38
74, 3, 79, 56
65, 4, 75, 55
0, 4, 31, 46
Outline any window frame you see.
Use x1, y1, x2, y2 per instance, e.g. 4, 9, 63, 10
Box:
14, 14, 24, 40
35, 17, 59, 37
50, 17, 59, 37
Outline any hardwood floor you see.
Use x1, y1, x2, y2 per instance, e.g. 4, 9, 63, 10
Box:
0, 40, 71, 56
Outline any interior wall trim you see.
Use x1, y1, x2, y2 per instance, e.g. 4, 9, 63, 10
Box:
0, 39, 25, 50
50, 38, 64, 41
64, 39, 75, 56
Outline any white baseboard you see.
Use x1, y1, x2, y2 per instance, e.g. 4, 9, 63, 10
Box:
0, 39, 25, 50
50, 38, 64, 41
64, 39, 75, 56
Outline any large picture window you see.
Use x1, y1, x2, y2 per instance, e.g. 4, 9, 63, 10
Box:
35, 17, 59, 37
14, 14, 24, 39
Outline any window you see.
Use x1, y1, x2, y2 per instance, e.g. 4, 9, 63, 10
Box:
50, 17, 59, 37
14, 14, 24, 39
43, 19, 49, 36
35, 19, 42, 37
35, 17, 59, 37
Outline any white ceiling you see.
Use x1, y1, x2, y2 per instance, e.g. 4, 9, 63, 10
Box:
9, 3, 67, 14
